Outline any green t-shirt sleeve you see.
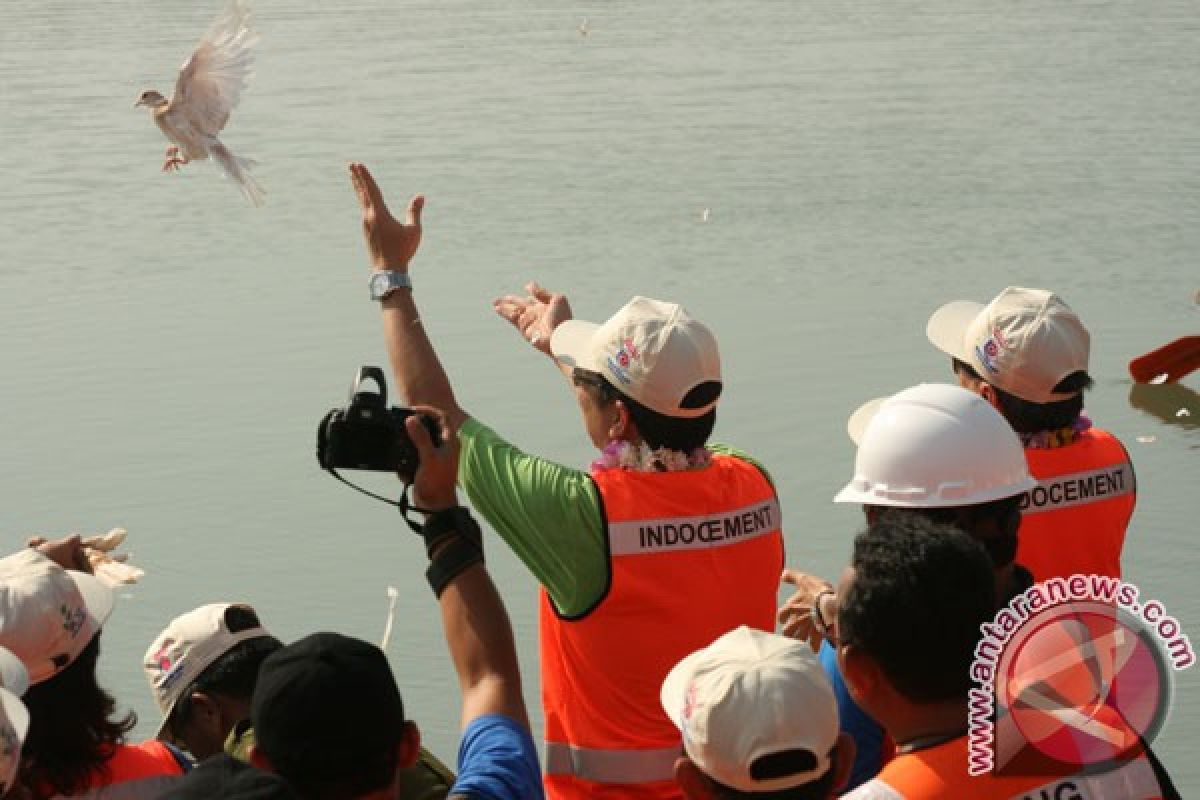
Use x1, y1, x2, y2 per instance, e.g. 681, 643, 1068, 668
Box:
708, 443, 776, 490
457, 417, 608, 618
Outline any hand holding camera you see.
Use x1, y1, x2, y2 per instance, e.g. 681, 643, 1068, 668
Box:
316, 366, 441, 481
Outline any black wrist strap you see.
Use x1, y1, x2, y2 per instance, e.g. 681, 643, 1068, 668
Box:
426, 536, 484, 597
421, 507, 483, 554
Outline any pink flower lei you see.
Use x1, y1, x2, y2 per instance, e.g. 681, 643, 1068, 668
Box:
590, 440, 712, 473
1018, 412, 1093, 450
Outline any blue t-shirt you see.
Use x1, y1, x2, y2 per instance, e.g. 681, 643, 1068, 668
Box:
450, 714, 544, 800
819, 640, 884, 791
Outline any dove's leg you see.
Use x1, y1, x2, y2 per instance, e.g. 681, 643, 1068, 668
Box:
165, 146, 179, 158
161, 154, 191, 173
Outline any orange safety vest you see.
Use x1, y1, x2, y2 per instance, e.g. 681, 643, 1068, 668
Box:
51, 741, 187, 800
541, 455, 784, 800
853, 735, 1173, 799
1017, 429, 1135, 583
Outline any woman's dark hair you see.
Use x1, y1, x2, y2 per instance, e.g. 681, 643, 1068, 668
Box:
708, 746, 839, 799
952, 358, 1092, 433
168, 606, 282, 737
22, 634, 136, 796
839, 515, 995, 704
573, 369, 718, 452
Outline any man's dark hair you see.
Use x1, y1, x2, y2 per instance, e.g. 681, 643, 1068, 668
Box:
574, 369, 718, 451
705, 746, 838, 799
253, 633, 405, 800
953, 358, 1092, 433
839, 515, 995, 703
22, 634, 137, 796
168, 606, 282, 738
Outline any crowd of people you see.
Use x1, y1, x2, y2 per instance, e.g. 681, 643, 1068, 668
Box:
0, 162, 1181, 799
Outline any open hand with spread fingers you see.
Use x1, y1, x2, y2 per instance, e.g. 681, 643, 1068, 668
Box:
493, 282, 573, 357
349, 163, 425, 272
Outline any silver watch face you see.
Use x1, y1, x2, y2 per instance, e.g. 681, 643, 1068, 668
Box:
370, 272, 389, 298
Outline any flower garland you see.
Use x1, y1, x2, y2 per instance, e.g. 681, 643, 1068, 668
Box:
590, 440, 712, 473
1018, 412, 1092, 450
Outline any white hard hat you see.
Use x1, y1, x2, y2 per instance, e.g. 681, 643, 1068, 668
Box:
834, 384, 1035, 508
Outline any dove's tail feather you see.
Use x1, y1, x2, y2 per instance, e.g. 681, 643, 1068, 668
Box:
211, 140, 265, 207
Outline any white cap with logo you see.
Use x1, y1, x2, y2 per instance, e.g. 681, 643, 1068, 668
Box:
0, 549, 115, 685
144, 603, 271, 738
926, 286, 1090, 404
660, 626, 839, 793
550, 296, 722, 418
0, 646, 30, 795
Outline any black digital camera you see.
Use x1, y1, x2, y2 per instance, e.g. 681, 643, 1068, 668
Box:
316, 367, 440, 476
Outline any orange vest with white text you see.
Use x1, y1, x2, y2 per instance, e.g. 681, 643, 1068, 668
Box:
849, 735, 1174, 800
1016, 429, 1135, 582
540, 455, 784, 800
50, 740, 186, 800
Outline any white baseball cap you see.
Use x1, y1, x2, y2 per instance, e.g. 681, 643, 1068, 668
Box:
0, 646, 30, 795
835, 384, 1035, 508
926, 287, 1090, 404
0, 549, 115, 685
550, 296, 722, 418
660, 627, 839, 793
144, 603, 271, 738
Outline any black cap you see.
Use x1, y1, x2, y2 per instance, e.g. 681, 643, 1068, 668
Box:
251, 632, 406, 782
163, 754, 298, 800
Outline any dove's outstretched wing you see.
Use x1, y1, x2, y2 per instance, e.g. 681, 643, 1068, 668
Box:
167, 1, 259, 138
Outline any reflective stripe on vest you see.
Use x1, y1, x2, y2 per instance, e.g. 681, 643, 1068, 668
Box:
1018, 462, 1134, 515
544, 742, 679, 785
607, 498, 781, 556
858, 736, 1171, 799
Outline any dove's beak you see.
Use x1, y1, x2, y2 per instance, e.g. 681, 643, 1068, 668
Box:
133, 98, 144, 108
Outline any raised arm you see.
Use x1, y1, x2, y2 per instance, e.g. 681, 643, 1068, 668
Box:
349, 163, 467, 431
405, 412, 529, 730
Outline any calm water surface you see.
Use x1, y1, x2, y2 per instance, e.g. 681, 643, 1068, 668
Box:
2, 0, 1197, 787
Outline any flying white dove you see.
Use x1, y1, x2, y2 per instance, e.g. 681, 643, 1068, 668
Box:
135, 1, 264, 206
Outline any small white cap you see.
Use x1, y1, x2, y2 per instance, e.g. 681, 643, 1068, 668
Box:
0, 549, 114, 685
144, 603, 270, 738
927, 287, 1090, 403
660, 627, 838, 793
0, 647, 29, 795
551, 296, 722, 418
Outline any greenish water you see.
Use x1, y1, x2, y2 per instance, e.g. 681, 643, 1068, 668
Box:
2, 0, 1197, 788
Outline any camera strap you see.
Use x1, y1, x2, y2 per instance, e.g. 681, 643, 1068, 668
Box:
324, 468, 435, 535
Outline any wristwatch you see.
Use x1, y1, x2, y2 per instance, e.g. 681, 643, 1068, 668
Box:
369, 271, 412, 301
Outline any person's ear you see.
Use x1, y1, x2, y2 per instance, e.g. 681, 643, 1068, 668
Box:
838, 642, 879, 705
978, 382, 1002, 411
609, 401, 633, 441
827, 733, 857, 797
187, 692, 224, 737
398, 720, 421, 769
673, 757, 716, 799
248, 743, 273, 772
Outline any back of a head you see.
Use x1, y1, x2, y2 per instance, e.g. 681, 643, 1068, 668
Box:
661, 628, 842, 799
839, 515, 996, 703
835, 383, 1035, 510
927, 287, 1091, 405
252, 632, 405, 799
551, 296, 723, 451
